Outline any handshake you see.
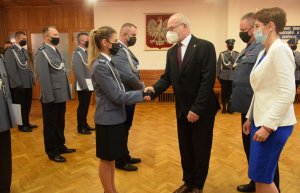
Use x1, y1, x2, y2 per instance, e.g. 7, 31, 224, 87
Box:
143, 86, 155, 101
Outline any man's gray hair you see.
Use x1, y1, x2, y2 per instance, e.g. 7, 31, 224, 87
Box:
241, 12, 255, 26
170, 13, 191, 28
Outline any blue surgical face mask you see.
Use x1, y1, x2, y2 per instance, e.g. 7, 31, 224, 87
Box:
254, 29, 268, 44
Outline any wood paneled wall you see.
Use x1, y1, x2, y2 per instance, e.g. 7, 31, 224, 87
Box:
0, 7, 5, 47
2, 4, 94, 99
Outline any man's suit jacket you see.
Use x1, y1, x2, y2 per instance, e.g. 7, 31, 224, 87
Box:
4, 45, 33, 88
34, 44, 71, 103
153, 35, 220, 118
0, 58, 15, 132
246, 39, 297, 131
111, 42, 143, 91
72, 47, 91, 90
231, 41, 264, 114
91, 54, 143, 126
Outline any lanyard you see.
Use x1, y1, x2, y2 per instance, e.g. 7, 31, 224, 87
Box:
257, 52, 266, 65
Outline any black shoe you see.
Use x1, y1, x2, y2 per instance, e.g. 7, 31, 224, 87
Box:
116, 163, 138, 171
78, 128, 91, 135
85, 124, 95, 131
49, 155, 66, 162
237, 183, 256, 192
59, 148, 76, 154
18, 126, 32, 132
127, 157, 141, 164
29, 123, 38, 129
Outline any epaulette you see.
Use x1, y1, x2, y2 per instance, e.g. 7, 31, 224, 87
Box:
99, 59, 107, 64
74, 47, 80, 51
38, 46, 46, 50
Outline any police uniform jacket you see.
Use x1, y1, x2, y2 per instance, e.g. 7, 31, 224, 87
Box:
216, 50, 239, 80
91, 54, 143, 126
294, 51, 300, 81
34, 44, 71, 103
72, 47, 91, 90
0, 58, 15, 132
4, 44, 33, 88
231, 41, 264, 114
111, 41, 143, 91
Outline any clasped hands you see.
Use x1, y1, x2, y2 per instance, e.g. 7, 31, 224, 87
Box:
143, 86, 199, 123
243, 119, 273, 142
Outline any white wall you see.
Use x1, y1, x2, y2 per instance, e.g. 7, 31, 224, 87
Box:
94, 0, 300, 69
94, 0, 228, 69
228, 0, 300, 52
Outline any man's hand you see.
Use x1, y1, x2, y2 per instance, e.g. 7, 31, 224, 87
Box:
242, 119, 251, 135
187, 111, 199, 123
143, 86, 155, 101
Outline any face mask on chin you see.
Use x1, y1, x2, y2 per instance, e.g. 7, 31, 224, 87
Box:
50, 37, 60, 46
291, 45, 297, 51
166, 31, 179, 44
254, 29, 268, 44
84, 41, 89, 48
239, 31, 252, 43
20, 40, 27, 47
127, 36, 136, 47
108, 42, 120, 55
228, 45, 234, 51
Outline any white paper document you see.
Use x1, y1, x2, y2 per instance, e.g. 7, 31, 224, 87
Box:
76, 79, 94, 91
11, 103, 22, 126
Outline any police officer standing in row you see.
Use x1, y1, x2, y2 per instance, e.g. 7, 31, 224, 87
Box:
231, 12, 280, 192
112, 23, 144, 171
34, 26, 76, 163
216, 39, 239, 114
0, 56, 15, 193
287, 38, 300, 89
4, 31, 37, 132
72, 32, 94, 135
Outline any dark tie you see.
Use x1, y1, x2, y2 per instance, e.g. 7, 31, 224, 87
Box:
55, 48, 62, 59
177, 43, 182, 69
21, 48, 26, 57
85, 50, 87, 55
128, 49, 138, 62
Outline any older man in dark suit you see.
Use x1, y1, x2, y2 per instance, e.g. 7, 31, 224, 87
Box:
145, 13, 220, 193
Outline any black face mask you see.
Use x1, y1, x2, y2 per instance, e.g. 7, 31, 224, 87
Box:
239, 31, 252, 43
50, 37, 60, 46
109, 42, 120, 55
291, 45, 297, 51
20, 40, 27, 47
84, 41, 89, 48
228, 45, 234, 51
127, 36, 136, 47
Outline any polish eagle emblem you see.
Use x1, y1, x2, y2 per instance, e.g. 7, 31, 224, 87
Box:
147, 17, 169, 48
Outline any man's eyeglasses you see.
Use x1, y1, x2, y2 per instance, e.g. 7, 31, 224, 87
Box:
167, 23, 184, 31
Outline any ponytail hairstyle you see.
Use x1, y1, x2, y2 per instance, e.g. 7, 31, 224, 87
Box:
88, 26, 117, 68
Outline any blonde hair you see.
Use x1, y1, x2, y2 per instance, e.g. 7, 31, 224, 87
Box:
87, 26, 117, 68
